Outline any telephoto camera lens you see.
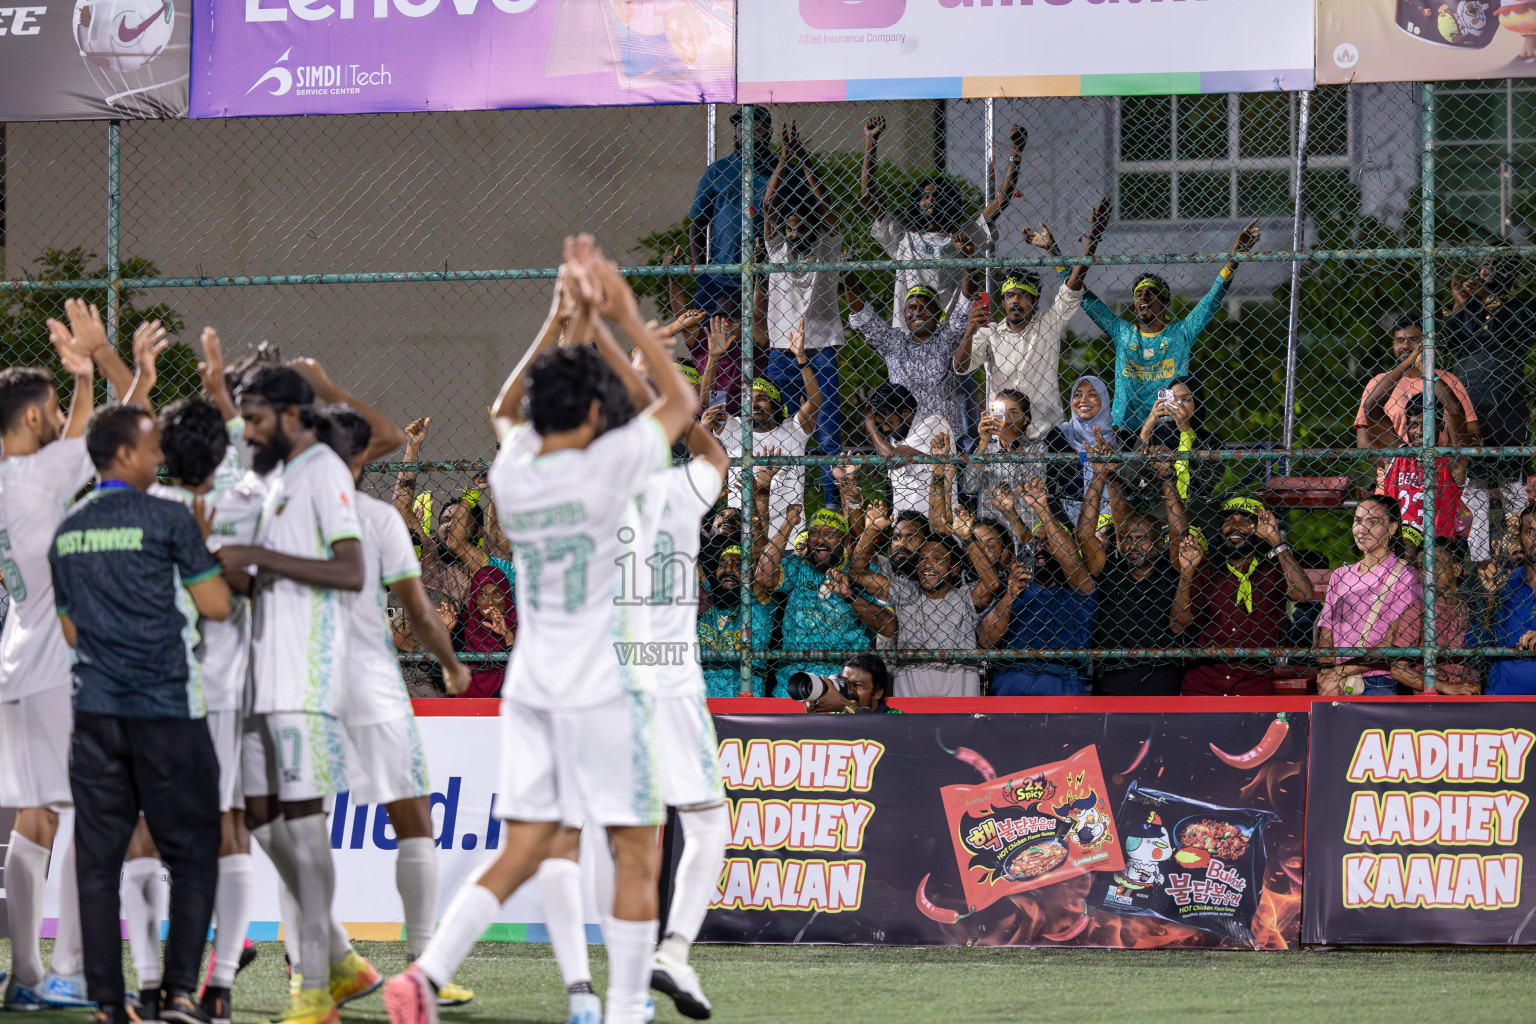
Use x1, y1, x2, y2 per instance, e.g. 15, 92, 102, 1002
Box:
785, 671, 833, 702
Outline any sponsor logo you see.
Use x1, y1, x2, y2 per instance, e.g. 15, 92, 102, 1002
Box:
248, 47, 394, 98
248, 47, 293, 96
244, 0, 537, 24
117, 0, 170, 43
1333, 42, 1359, 69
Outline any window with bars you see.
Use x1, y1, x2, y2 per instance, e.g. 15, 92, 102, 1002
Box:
1435, 78, 1536, 240
1114, 87, 1353, 224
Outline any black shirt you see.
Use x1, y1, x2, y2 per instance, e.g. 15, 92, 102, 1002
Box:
1444, 293, 1534, 448
49, 484, 221, 719
1091, 552, 1179, 670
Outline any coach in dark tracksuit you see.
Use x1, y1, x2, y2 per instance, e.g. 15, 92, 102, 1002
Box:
49, 404, 232, 1024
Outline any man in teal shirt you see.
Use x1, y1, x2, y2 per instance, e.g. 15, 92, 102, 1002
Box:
753, 507, 890, 697
1074, 219, 1259, 427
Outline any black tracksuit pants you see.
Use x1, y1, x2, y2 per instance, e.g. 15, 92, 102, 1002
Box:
70, 712, 221, 1007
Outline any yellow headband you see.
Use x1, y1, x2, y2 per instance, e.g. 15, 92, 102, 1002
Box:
1134, 277, 1171, 302
722, 544, 742, 558
751, 377, 782, 404
1001, 277, 1040, 298
1400, 524, 1424, 547
904, 285, 940, 305
809, 509, 850, 534
677, 363, 701, 385
412, 492, 433, 534
1221, 497, 1267, 518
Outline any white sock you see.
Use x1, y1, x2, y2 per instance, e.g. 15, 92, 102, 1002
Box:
210, 855, 254, 988
49, 839, 85, 978
285, 815, 336, 990
396, 838, 438, 960
536, 859, 590, 989
414, 884, 500, 991
660, 805, 730, 964
329, 911, 352, 963
5, 832, 49, 986
252, 822, 304, 970
602, 918, 658, 1024
121, 858, 163, 990
278, 881, 302, 971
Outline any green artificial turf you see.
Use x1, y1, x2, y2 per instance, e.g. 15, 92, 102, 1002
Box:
5, 940, 1533, 1024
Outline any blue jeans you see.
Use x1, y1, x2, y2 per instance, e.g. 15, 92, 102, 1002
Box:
763, 347, 842, 507
991, 667, 1087, 696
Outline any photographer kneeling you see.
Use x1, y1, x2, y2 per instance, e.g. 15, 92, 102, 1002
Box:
793, 654, 903, 714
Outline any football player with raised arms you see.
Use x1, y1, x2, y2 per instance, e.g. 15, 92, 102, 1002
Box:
384, 235, 699, 1024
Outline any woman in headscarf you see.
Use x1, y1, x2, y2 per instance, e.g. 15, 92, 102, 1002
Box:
459, 565, 515, 698
1044, 376, 1118, 525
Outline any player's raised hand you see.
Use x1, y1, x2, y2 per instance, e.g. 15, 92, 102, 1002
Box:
197, 327, 226, 392
63, 298, 109, 358
47, 317, 94, 376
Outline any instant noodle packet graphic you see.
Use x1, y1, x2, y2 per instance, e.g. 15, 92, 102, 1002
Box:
1089, 782, 1279, 946
940, 745, 1124, 913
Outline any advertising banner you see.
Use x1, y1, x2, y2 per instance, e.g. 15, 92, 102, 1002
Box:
191, 0, 735, 118
737, 0, 1314, 103
697, 711, 1307, 949
1318, 0, 1536, 85
1303, 702, 1536, 945
33, 715, 609, 941
0, 0, 189, 120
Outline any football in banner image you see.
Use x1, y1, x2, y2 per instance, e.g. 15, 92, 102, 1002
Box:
74, 0, 173, 72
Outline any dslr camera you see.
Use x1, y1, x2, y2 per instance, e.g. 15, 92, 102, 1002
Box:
785, 671, 855, 704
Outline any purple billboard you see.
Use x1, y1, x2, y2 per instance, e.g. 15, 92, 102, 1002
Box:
190, 0, 735, 117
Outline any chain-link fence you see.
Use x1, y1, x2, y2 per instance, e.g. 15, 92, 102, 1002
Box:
4, 82, 1534, 699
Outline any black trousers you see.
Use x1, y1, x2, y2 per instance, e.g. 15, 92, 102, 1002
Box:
70, 712, 221, 1007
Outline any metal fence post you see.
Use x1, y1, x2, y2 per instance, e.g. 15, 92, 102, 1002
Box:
738, 102, 758, 698
106, 119, 121, 384
1282, 90, 1310, 469
984, 98, 995, 300
1420, 82, 1439, 692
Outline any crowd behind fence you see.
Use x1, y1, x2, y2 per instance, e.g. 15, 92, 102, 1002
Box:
4, 82, 1536, 699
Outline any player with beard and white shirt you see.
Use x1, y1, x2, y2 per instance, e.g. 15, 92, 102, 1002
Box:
215, 365, 379, 1024
386, 237, 699, 1024
0, 299, 158, 1009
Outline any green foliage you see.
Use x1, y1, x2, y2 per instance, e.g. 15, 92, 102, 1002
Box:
0, 247, 193, 406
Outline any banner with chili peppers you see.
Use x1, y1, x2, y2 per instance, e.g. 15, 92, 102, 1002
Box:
1303, 702, 1536, 945
691, 711, 1307, 949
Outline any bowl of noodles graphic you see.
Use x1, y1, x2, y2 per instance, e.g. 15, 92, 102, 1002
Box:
1001, 839, 1068, 881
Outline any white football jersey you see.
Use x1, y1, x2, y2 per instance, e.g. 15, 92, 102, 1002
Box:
149, 470, 266, 713
339, 493, 419, 728
489, 415, 669, 711
249, 443, 361, 716
0, 437, 94, 701
637, 461, 722, 697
